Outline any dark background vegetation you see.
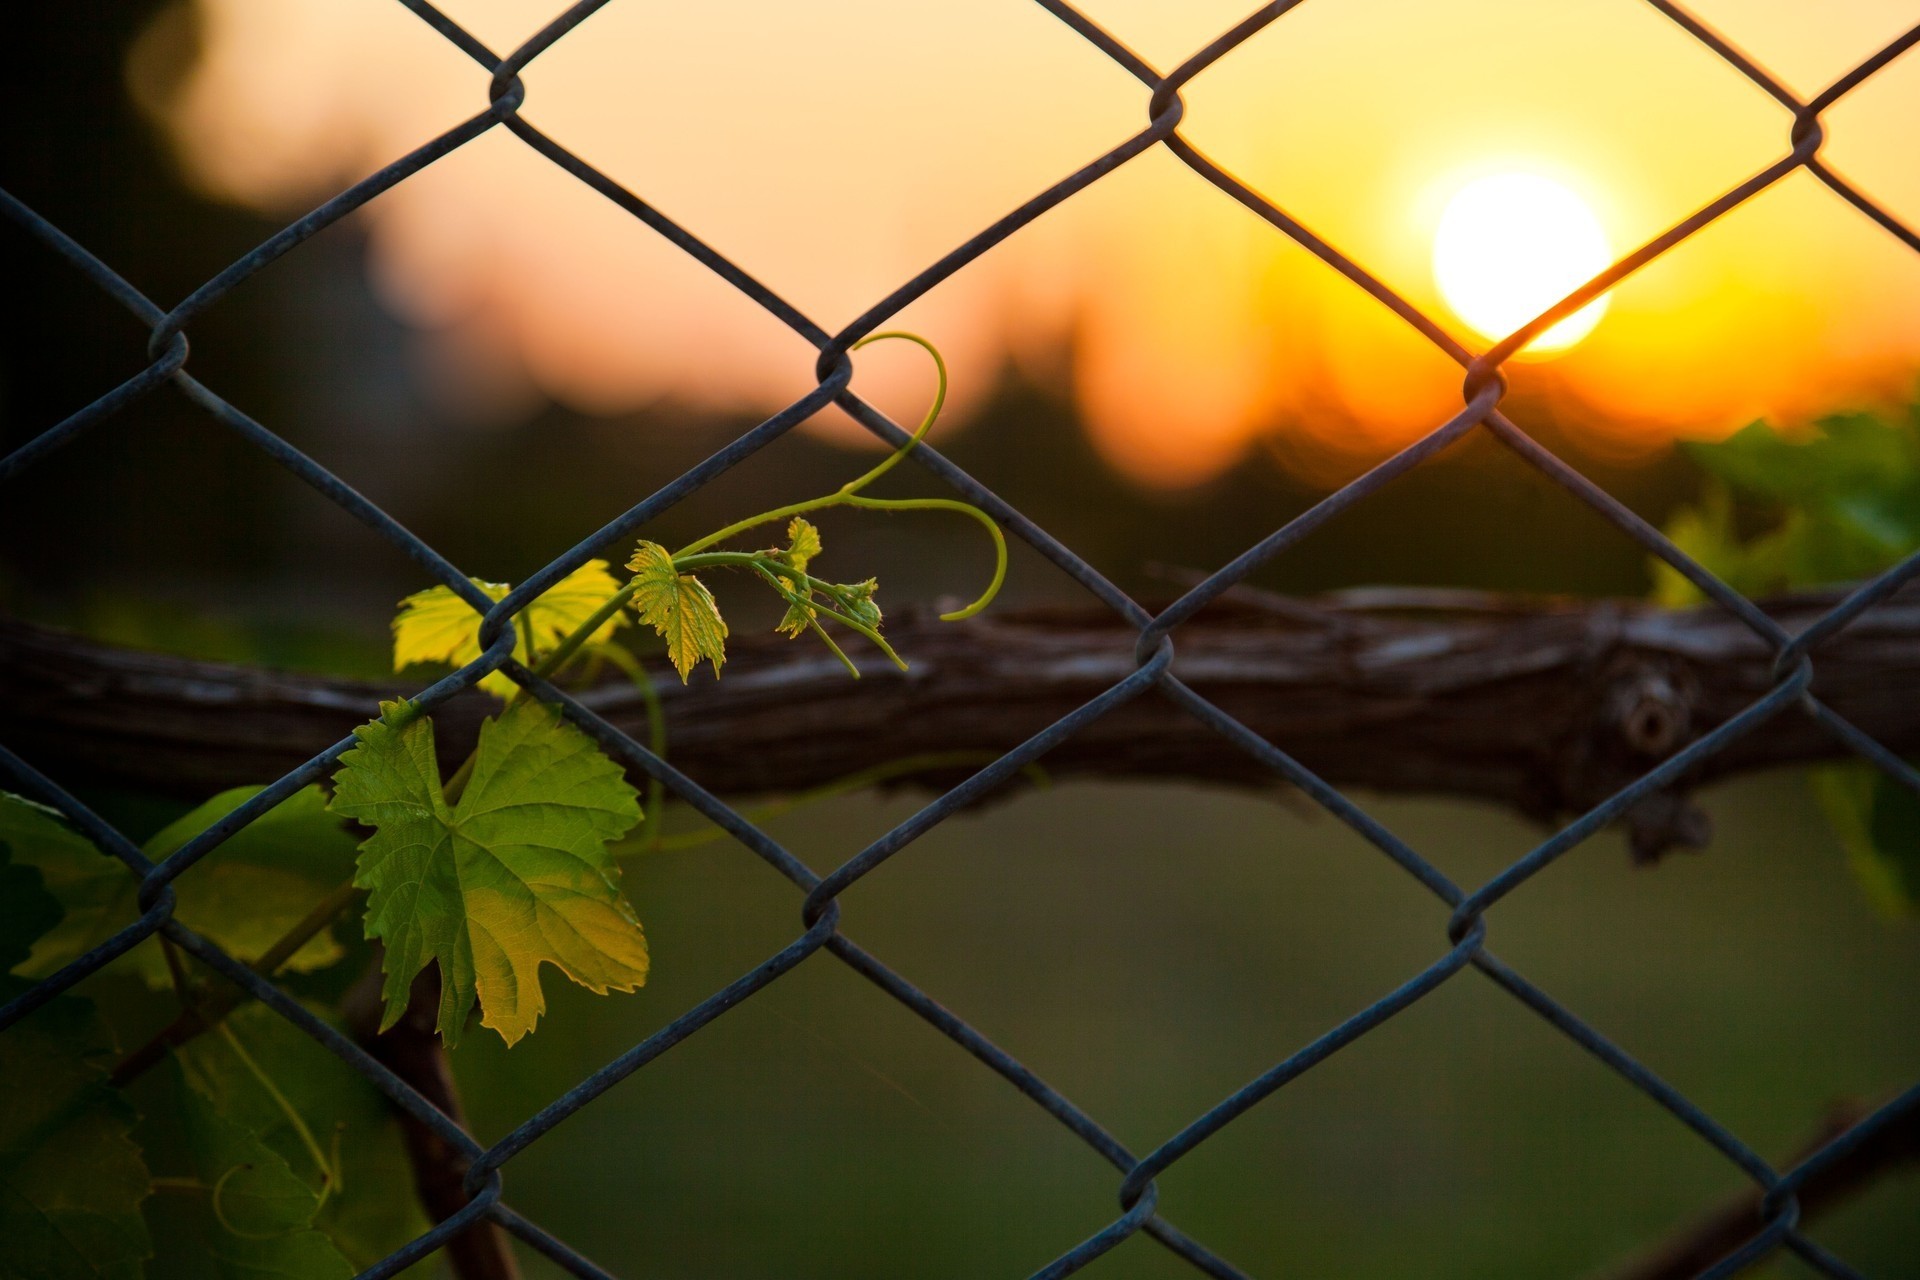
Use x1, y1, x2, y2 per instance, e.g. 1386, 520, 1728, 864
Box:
3, 6, 1917, 1277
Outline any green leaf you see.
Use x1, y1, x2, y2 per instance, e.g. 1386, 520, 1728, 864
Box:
0, 794, 134, 982
174, 1079, 351, 1280
0, 985, 153, 1280
1683, 413, 1913, 504
626, 542, 728, 682
0, 788, 355, 987
330, 699, 647, 1045
1813, 761, 1920, 915
1776, 496, 1914, 587
392, 559, 627, 699
136, 788, 358, 986
0, 842, 153, 1280
0, 843, 63, 977
1652, 480, 1745, 606
167, 1005, 429, 1278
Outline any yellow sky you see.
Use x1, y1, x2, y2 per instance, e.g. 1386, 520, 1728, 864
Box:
139, 0, 1920, 486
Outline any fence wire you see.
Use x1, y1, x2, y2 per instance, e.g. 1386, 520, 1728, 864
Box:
5, 2, 1920, 1277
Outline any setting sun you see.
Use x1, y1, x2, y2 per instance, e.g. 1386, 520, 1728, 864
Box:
1433, 172, 1612, 356
134, 0, 1920, 483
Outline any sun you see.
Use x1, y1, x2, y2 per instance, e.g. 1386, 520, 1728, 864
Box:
1432, 171, 1612, 357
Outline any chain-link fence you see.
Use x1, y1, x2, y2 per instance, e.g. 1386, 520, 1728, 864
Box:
4, 2, 1920, 1277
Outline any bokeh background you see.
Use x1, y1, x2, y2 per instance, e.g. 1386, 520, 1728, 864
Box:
3, 2, 1919, 1276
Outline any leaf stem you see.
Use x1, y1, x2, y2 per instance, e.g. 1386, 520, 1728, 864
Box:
835, 331, 947, 494
842, 494, 1006, 620
213, 1020, 339, 1213
533, 582, 640, 683
671, 332, 947, 562
537, 333, 998, 684
256, 879, 363, 977
806, 619, 860, 678
671, 500, 836, 560
747, 562, 906, 670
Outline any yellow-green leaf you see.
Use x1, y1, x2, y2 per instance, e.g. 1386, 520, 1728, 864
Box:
784, 517, 822, 575
391, 559, 626, 699
626, 542, 728, 682
329, 699, 647, 1046
775, 597, 817, 639
772, 518, 826, 638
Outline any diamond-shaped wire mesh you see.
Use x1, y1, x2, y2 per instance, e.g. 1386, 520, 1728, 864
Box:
4, 2, 1920, 1277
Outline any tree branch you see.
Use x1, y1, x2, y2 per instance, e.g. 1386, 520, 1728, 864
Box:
1597, 1098, 1920, 1280
342, 960, 519, 1280
7, 590, 1917, 1271
3, 590, 1916, 832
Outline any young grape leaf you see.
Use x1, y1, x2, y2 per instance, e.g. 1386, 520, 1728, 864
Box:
166, 1004, 430, 1278
1, 787, 355, 987
330, 698, 647, 1046
775, 596, 817, 639
783, 517, 822, 573
1, 850, 153, 1280
392, 558, 626, 699
835, 578, 883, 629
627, 541, 728, 682
774, 517, 824, 638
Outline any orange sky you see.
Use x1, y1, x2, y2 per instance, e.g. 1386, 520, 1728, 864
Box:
135, 0, 1920, 486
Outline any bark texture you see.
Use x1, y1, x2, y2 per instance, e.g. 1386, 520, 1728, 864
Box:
3, 589, 1915, 827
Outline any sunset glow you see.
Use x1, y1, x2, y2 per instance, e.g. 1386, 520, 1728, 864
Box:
1432, 172, 1611, 355
131, 0, 1920, 486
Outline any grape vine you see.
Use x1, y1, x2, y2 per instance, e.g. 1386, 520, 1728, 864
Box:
0, 333, 1002, 1276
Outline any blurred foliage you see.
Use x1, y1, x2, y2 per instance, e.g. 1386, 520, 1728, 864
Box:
0, 846, 153, 1280
1655, 395, 1920, 914
1, 788, 425, 1277
1652, 405, 1920, 605
163, 1005, 428, 1277
2, 787, 354, 985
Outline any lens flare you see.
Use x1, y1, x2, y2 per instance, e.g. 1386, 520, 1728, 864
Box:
1433, 172, 1611, 356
